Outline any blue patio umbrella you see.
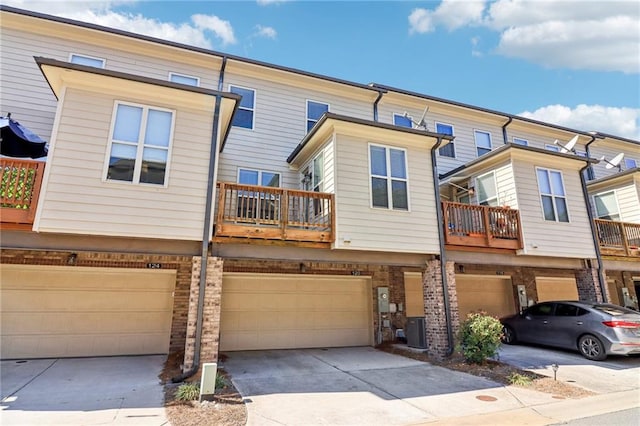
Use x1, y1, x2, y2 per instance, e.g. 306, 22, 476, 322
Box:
0, 113, 48, 158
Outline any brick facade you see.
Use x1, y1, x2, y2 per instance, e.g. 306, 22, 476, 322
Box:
575, 267, 605, 303
423, 260, 457, 359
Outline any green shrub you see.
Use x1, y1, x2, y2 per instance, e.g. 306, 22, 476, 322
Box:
457, 312, 503, 364
215, 374, 227, 390
174, 383, 200, 401
508, 372, 533, 386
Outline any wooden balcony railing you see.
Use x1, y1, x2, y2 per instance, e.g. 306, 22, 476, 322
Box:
442, 201, 523, 250
1, 158, 45, 226
594, 219, 640, 258
214, 182, 335, 245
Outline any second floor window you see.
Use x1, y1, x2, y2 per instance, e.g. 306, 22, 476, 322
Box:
230, 85, 255, 129
513, 137, 528, 146
70, 53, 105, 68
475, 130, 492, 157
370, 144, 408, 210
307, 100, 329, 132
393, 113, 412, 128
169, 72, 199, 86
476, 171, 498, 206
593, 191, 620, 221
536, 168, 569, 222
106, 102, 174, 186
436, 122, 455, 158
238, 168, 280, 187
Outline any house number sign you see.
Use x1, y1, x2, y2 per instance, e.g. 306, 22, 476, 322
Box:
147, 263, 162, 269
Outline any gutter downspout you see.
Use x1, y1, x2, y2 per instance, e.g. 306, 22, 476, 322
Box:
372, 89, 385, 122
584, 135, 597, 181
579, 160, 608, 303
431, 136, 454, 356
217, 56, 227, 91
172, 94, 223, 382
501, 117, 512, 144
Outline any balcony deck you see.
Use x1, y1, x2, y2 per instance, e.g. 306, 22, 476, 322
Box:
1, 158, 45, 229
442, 201, 523, 251
214, 182, 335, 247
595, 219, 640, 258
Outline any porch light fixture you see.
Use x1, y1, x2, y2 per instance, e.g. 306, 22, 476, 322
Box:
551, 363, 559, 380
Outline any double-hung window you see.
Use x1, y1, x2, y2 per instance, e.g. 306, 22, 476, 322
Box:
230, 85, 255, 129
393, 113, 412, 128
237, 168, 280, 221
513, 137, 528, 146
169, 72, 199, 86
593, 191, 620, 221
70, 53, 105, 68
474, 130, 492, 157
536, 168, 569, 222
106, 102, 174, 186
370, 144, 408, 210
436, 122, 455, 158
307, 100, 329, 132
476, 171, 498, 206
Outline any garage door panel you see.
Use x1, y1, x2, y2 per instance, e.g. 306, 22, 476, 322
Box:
0, 265, 175, 359
536, 277, 578, 302
456, 275, 516, 319
221, 274, 372, 351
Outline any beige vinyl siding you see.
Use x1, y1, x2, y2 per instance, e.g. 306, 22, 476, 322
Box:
616, 183, 640, 223
217, 72, 373, 190
1, 26, 219, 143
512, 158, 596, 258
589, 142, 639, 180
35, 87, 213, 240
333, 134, 440, 253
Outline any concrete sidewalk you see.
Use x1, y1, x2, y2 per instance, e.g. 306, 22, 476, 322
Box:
222, 347, 640, 426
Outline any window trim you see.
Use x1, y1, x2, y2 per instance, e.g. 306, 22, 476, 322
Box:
435, 122, 456, 158
513, 137, 528, 146
535, 167, 570, 223
474, 129, 492, 157
306, 99, 329, 133
393, 113, 413, 128
168, 72, 200, 86
475, 170, 499, 206
368, 143, 410, 211
236, 167, 281, 187
69, 53, 106, 68
229, 84, 256, 130
593, 190, 621, 221
103, 101, 175, 187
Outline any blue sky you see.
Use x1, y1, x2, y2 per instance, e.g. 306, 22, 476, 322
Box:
7, 0, 640, 139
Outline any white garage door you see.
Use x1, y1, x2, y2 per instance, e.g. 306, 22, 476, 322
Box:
220, 274, 372, 351
456, 275, 516, 320
536, 276, 578, 302
0, 264, 175, 359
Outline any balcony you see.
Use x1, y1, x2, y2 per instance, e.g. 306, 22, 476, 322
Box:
594, 219, 640, 258
214, 182, 335, 246
1, 158, 45, 228
442, 201, 523, 250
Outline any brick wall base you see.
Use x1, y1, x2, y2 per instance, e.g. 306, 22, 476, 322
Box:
575, 268, 605, 303
423, 260, 457, 359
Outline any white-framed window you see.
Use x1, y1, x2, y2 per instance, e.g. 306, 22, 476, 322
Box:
69, 53, 105, 68
312, 153, 324, 193
513, 137, 528, 146
625, 158, 637, 169
436, 122, 455, 158
238, 168, 280, 187
229, 85, 255, 129
105, 102, 174, 186
545, 144, 560, 152
169, 72, 200, 86
306, 100, 329, 132
536, 167, 569, 222
575, 150, 587, 157
474, 130, 492, 157
369, 144, 409, 210
475, 171, 498, 206
393, 113, 412, 128
593, 190, 621, 221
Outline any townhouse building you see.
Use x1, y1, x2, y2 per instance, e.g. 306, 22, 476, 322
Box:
1, 6, 638, 370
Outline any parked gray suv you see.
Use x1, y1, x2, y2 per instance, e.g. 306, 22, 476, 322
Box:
501, 301, 640, 360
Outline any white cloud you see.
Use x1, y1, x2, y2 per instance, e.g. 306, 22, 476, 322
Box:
4, 0, 236, 48
408, 0, 640, 74
519, 104, 640, 140
255, 25, 277, 39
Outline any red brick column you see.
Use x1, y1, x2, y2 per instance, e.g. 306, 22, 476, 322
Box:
183, 256, 223, 372
423, 260, 457, 359
575, 267, 606, 303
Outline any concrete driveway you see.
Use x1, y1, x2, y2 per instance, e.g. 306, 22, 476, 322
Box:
498, 344, 640, 394
221, 346, 562, 426
0, 355, 168, 425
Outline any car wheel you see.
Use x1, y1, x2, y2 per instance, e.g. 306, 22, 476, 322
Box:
578, 334, 607, 361
501, 325, 517, 344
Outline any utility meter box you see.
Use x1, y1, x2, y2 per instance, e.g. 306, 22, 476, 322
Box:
377, 287, 389, 313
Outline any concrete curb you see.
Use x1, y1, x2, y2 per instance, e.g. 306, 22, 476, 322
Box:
410, 389, 640, 426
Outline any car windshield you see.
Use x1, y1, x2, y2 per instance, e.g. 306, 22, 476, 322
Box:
592, 304, 638, 316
